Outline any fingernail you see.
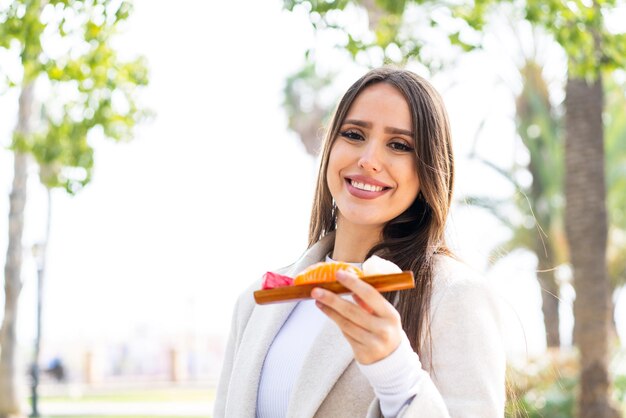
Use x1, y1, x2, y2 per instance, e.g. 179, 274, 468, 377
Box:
335, 270, 348, 281
312, 288, 324, 298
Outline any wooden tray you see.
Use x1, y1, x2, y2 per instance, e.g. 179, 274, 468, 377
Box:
254, 271, 414, 305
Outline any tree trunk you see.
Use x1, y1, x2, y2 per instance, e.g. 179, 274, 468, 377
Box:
536, 262, 561, 347
29, 186, 51, 418
534, 230, 560, 348
0, 84, 34, 417
564, 76, 617, 418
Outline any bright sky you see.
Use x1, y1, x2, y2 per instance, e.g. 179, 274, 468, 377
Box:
1, 0, 624, 370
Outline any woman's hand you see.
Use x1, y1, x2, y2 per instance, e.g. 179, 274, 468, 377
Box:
311, 269, 403, 365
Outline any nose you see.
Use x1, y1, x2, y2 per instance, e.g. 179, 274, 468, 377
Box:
357, 142, 383, 172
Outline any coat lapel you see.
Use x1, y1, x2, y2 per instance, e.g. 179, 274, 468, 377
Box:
226, 299, 298, 417
286, 319, 355, 418
224, 233, 336, 418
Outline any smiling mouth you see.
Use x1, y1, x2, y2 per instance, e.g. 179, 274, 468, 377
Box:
346, 179, 391, 192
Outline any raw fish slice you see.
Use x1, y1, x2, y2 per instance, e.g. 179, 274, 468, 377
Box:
261, 272, 294, 289
294, 261, 363, 285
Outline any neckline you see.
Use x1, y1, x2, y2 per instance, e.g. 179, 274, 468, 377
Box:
325, 253, 363, 269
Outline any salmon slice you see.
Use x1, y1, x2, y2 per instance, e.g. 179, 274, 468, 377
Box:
294, 261, 364, 285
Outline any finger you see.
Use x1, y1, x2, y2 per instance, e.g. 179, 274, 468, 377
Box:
353, 294, 375, 315
315, 300, 375, 346
335, 270, 398, 319
312, 287, 383, 331
316, 301, 397, 363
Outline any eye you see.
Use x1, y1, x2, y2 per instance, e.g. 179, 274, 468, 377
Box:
339, 130, 364, 141
389, 141, 414, 152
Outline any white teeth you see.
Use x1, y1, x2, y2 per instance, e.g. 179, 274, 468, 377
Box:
351, 180, 384, 192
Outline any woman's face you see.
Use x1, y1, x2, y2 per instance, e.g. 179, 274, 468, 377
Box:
327, 82, 420, 232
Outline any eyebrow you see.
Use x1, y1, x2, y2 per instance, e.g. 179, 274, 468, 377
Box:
343, 119, 414, 137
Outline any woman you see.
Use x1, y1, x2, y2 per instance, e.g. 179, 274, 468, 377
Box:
214, 67, 506, 417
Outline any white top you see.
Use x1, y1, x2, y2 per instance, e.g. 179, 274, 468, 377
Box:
256, 257, 417, 418
256, 298, 327, 418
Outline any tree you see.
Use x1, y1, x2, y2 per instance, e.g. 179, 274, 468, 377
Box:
0, 1, 148, 416
470, 65, 626, 351
525, 2, 623, 416
282, 0, 625, 416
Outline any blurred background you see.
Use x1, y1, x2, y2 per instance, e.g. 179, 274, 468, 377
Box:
1, 0, 625, 417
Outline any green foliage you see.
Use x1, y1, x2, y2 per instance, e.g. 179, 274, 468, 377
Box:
506, 350, 626, 417
283, 0, 481, 70
283, 61, 333, 120
448, 30, 476, 52
522, 0, 618, 79
283, 0, 352, 16
615, 374, 626, 404
376, 0, 407, 14
283, 62, 335, 155
0, 0, 149, 194
506, 351, 577, 417
284, 0, 626, 78
450, 0, 496, 31
452, 0, 626, 80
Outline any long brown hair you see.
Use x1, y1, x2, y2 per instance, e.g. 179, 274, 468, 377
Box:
308, 67, 455, 355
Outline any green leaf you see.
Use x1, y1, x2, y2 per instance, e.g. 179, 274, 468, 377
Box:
374, 0, 406, 15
